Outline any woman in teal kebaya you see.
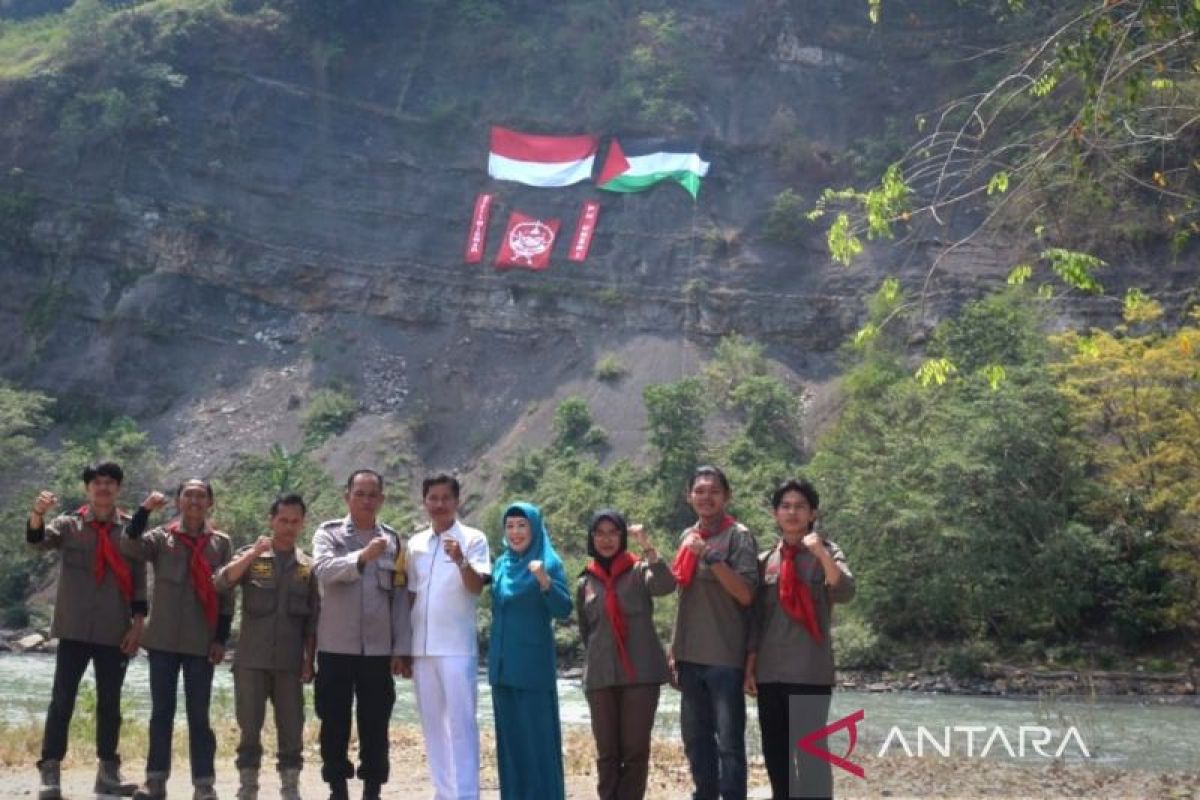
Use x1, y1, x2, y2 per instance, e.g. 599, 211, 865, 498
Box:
488, 501, 572, 800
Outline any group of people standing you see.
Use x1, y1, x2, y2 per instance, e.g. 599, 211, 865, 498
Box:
27, 459, 853, 800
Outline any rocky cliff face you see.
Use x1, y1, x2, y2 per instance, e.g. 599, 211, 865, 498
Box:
0, 0, 1191, 483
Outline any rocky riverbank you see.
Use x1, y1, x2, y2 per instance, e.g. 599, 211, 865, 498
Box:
8, 629, 1197, 700
834, 666, 1198, 699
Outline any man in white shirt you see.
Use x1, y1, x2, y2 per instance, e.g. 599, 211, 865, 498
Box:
406, 473, 491, 800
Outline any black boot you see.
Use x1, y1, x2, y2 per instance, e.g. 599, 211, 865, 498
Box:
361, 780, 382, 800
327, 778, 349, 800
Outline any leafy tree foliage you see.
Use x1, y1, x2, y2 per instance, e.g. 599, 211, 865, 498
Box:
822, 1, 1200, 277
811, 287, 1184, 650
212, 444, 347, 548
1053, 296, 1200, 635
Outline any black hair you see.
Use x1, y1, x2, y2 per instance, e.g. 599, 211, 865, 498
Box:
82, 461, 124, 485
504, 506, 528, 521
176, 478, 214, 501
771, 477, 820, 512
270, 492, 307, 517
422, 472, 461, 500
345, 469, 384, 492
688, 464, 731, 494
587, 509, 629, 559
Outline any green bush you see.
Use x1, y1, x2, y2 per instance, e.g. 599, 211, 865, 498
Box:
764, 189, 811, 245
942, 639, 1000, 679
301, 388, 356, 447
833, 617, 891, 670
594, 354, 627, 383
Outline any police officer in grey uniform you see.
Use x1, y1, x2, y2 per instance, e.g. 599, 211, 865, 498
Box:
215, 493, 320, 800
312, 469, 412, 800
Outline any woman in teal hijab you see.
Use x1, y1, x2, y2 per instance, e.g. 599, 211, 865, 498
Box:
488, 501, 572, 800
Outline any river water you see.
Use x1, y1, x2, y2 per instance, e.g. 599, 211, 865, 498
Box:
2, 654, 1196, 773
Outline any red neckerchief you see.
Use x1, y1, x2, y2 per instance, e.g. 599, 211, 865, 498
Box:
585, 551, 639, 681
671, 514, 735, 588
778, 542, 822, 643
169, 521, 218, 630
78, 505, 133, 603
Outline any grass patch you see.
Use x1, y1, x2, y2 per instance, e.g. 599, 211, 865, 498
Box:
0, 0, 267, 81
593, 353, 627, 383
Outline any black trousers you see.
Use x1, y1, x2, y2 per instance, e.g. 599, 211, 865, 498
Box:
40, 638, 129, 765
314, 652, 395, 785
756, 682, 832, 800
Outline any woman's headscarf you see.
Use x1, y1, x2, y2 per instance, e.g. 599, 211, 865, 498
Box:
494, 501, 564, 599
586, 508, 629, 572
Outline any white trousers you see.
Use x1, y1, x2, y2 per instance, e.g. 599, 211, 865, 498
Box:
412, 655, 480, 800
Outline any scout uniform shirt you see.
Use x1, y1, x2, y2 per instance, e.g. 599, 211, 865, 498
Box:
749, 538, 856, 686
27, 506, 148, 647
132, 519, 235, 657
215, 545, 320, 672
577, 559, 677, 691
311, 517, 412, 657
670, 520, 760, 670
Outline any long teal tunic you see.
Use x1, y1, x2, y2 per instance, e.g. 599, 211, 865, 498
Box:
488, 502, 573, 800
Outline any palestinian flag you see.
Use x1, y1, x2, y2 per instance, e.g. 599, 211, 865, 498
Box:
596, 137, 710, 199
488, 126, 600, 188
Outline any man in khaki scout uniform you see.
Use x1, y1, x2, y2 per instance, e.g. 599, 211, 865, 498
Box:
669, 465, 759, 800
214, 493, 319, 800
27, 461, 146, 800
126, 479, 234, 800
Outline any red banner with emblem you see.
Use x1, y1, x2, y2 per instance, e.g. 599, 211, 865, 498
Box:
495, 211, 560, 270
568, 200, 600, 262
464, 193, 494, 263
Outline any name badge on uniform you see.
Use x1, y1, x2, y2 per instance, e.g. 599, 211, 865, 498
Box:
296, 563, 311, 580
251, 560, 273, 579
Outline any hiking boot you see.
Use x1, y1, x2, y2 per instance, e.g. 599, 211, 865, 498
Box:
193, 779, 219, 800
96, 759, 138, 796
37, 760, 62, 800
279, 768, 301, 800
326, 778, 348, 800
132, 776, 168, 800
235, 767, 259, 800
361, 780, 381, 800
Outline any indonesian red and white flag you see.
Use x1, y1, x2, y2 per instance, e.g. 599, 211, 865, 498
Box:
488, 126, 599, 187
495, 211, 560, 270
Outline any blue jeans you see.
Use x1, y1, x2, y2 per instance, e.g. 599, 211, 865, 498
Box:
678, 661, 747, 800
146, 649, 216, 781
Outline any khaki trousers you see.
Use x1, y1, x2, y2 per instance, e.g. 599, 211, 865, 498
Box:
233, 666, 305, 771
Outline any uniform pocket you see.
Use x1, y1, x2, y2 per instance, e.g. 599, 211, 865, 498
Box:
375, 565, 397, 592
287, 586, 311, 616
245, 584, 277, 616
62, 545, 91, 571
153, 551, 188, 583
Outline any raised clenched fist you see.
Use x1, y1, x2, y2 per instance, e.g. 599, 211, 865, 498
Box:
32, 490, 58, 518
